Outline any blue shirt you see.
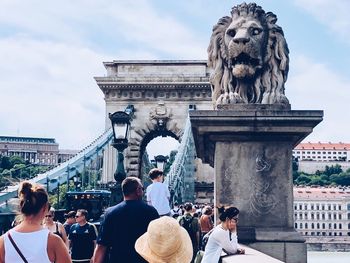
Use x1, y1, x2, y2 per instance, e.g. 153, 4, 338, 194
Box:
97, 200, 159, 263
69, 222, 98, 260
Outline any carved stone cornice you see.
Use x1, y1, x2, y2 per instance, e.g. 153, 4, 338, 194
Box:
98, 83, 212, 101
95, 60, 212, 101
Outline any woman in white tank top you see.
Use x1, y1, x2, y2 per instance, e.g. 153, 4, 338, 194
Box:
0, 181, 71, 263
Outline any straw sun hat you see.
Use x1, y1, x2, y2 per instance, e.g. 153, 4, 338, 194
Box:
135, 216, 193, 263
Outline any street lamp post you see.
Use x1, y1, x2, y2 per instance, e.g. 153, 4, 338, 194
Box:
109, 111, 131, 204
46, 175, 50, 193
56, 176, 61, 209
153, 155, 168, 172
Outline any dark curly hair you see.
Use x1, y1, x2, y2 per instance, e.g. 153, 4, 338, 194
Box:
18, 181, 48, 216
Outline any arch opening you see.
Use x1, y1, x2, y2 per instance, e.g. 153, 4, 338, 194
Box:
139, 129, 179, 183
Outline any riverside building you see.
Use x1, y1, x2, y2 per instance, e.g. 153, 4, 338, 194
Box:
0, 136, 77, 166
294, 186, 350, 238
293, 142, 350, 162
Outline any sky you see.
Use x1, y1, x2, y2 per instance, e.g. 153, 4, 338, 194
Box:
0, 0, 349, 159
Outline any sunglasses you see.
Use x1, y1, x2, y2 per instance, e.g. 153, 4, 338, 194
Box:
45, 215, 53, 218
75, 215, 82, 218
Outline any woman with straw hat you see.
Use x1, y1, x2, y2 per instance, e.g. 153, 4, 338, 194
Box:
135, 216, 193, 263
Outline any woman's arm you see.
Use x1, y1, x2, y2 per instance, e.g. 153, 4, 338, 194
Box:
0, 236, 5, 263
58, 222, 69, 248
217, 229, 238, 254
48, 233, 71, 263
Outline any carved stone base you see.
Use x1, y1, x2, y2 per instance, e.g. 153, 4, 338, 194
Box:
189, 106, 323, 263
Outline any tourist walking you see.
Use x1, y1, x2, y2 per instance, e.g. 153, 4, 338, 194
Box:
93, 177, 159, 263
199, 206, 214, 237
201, 206, 245, 263
63, 210, 76, 236
170, 201, 183, 218
43, 207, 69, 248
178, 202, 200, 263
69, 209, 98, 263
0, 181, 70, 263
135, 216, 193, 263
146, 168, 171, 216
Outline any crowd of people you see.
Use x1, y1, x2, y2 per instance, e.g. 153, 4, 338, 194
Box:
0, 168, 244, 263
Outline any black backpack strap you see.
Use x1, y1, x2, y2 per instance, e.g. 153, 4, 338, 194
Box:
7, 232, 29, 263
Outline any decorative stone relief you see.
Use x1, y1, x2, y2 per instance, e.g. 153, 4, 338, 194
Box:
249, 152, 277, 215
149, 101, 172, 131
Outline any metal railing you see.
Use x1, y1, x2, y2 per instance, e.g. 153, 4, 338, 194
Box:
165, 115, 196, 204
0, 128, 114, 204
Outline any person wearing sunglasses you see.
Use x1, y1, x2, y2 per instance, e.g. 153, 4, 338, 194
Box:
69, 209, 98, 263
201, 206, 245, 263
43, 207, 69, 248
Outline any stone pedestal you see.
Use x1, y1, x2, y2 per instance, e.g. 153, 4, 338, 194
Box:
189, 105, 323, 263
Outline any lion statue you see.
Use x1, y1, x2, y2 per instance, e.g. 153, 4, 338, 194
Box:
208, 3, 289, 109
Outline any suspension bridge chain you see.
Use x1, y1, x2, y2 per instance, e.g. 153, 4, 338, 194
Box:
165, 115, 196, 204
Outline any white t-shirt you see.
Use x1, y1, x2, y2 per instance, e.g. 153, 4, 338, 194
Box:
146, 182, 171, 215
201, 225, 239, 263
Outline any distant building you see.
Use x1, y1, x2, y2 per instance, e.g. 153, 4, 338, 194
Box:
0, 136, 78, 166
293, 142, 350, 162
294, 186, 350, 238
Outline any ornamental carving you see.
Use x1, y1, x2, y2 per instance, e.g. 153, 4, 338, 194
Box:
149, 102, 172, 130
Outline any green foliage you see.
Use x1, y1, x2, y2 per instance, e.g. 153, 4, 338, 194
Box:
0, 156, 11, 170
0, 155, 50, 188
295, 174, 311, 185
294, 164, 350, 186
9, 156, 26, 166
329, 173, 350, 186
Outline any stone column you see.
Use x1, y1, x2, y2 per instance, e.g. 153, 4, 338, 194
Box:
190, 105, 323, 263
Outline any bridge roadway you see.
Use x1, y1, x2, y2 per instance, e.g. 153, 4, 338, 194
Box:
0, 128, 113, 204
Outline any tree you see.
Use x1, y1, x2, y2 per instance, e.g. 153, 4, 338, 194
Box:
309, 175, 327, 186
9, 156, 25, 166
295, 174, 311, 185
0, 156, 11, 170
324, 165, 342, 176
329, 173, 350, 186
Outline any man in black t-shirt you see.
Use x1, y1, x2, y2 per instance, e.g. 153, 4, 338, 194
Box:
93, 177, 159, 263
69, 209, 98, 263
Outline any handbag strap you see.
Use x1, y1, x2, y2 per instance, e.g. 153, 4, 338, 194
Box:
7, 232, 29, 263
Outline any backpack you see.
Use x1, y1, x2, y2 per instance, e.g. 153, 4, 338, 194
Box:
171, 207, 181, 217
180, 216, 195, 240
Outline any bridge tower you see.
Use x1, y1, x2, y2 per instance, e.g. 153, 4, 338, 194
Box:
95, 60, 212, 182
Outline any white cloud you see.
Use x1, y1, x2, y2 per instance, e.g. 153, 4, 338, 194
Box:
287, 54, 350, 143
0, 0, 208, 150
293, 0, 350, 43
0, 36, 106, 149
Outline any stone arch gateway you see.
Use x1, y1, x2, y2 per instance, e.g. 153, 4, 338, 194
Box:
95, 60, 212, 181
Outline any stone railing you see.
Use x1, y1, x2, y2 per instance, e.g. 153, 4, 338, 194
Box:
222, 245, 283, 263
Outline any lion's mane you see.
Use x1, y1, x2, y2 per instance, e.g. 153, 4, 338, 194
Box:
208, 3, 289, 108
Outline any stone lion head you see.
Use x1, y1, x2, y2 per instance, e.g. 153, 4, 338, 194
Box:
208, 3, 289, 109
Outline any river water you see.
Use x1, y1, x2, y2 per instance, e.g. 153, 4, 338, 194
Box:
308, 251, 350, 263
